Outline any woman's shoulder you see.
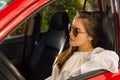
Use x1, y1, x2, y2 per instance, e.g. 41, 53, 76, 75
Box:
80, 47, 119, 73
93, 47, 117, 55
92, 47, 119, 61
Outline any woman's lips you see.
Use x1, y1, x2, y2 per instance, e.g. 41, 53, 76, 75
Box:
69, 38, 75, 42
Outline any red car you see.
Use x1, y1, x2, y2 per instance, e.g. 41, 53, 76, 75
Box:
0, 0, 120, 80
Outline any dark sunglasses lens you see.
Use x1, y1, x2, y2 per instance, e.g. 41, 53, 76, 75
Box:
73, 28, 79, 37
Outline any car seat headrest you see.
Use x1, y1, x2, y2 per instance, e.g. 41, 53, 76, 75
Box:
49, 12, 70, 31
94, 11, 114, 50
100, 12, 114, 50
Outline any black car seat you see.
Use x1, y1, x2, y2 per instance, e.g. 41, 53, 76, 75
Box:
96, 11, 115, 51
27, 12, 70, 80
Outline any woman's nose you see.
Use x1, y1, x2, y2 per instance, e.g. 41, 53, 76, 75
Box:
69, 30, 73, 37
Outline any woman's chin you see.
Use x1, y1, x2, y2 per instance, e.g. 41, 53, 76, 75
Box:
69, 42, 76, 46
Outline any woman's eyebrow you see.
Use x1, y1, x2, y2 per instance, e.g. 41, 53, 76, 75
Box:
71, 24, 80, 29
72, 26, 82, 31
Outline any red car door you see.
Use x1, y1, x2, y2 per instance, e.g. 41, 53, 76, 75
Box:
0, 0, 50, 42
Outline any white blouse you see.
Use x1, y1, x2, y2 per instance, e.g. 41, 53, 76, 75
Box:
45, 47, 119, 80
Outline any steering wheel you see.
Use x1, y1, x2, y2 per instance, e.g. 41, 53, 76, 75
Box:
0, 51, 25, 80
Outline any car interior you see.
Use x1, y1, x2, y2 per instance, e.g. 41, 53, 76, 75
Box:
24, 12, 70, 80
0, 11, 70, 80
0, 0, 120, 80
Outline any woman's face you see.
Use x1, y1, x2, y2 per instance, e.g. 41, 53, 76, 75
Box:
69, 18, 93, 48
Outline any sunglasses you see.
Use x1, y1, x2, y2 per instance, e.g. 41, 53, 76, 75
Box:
69, 24, 87, 37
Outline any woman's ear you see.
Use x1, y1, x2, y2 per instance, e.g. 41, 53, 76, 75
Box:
88, 36, 93, 41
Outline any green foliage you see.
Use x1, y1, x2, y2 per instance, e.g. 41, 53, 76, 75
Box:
41, 0, 83, 30
10, 0, 98, 36
17, 23, 25, 35
10, 22, 25, 37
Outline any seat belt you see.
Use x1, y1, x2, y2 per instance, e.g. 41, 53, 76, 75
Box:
32, 13, 42, 47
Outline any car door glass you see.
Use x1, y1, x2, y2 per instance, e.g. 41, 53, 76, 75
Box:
0, 0, 13, 10
8, 22, 25, 38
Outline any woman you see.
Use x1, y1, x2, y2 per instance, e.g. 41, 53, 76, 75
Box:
46, 12, 119, 80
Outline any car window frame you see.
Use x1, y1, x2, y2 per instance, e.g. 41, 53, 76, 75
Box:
0, 0, 51, 43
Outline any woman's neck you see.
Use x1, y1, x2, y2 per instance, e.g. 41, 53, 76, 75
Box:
78, 45, 94, 52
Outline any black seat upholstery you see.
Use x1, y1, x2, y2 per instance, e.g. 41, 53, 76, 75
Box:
27, 12, 70, 80
101, 12, 115, 50
93, 11, 115, 51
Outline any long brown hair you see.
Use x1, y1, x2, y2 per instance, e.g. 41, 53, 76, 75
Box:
55, 46, 77, 70
55, 11, 102, 70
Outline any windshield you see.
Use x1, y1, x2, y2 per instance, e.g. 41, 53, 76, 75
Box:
0, 0, 13, 10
